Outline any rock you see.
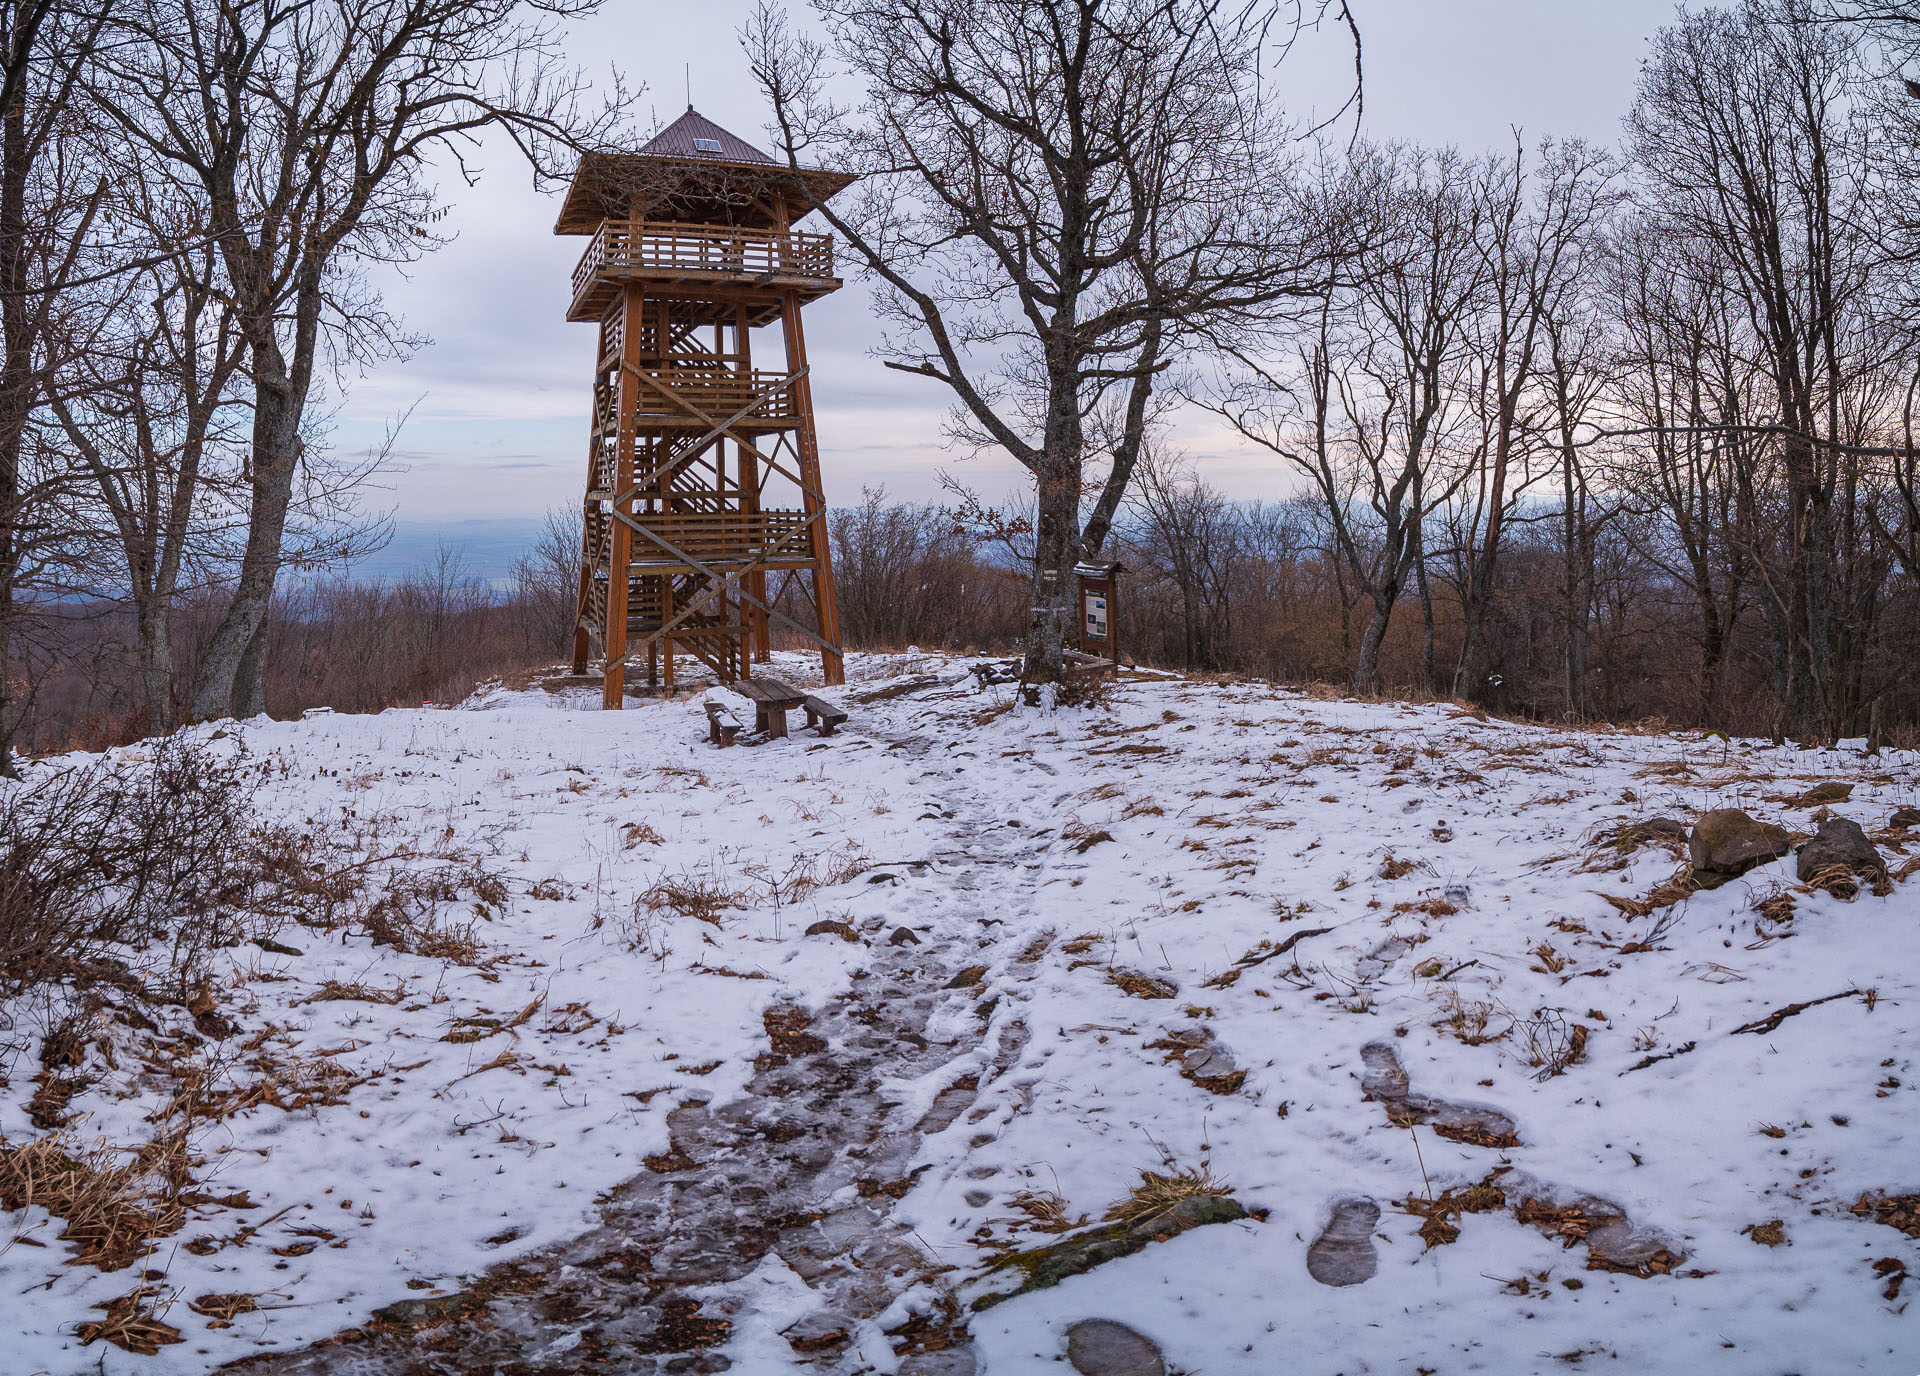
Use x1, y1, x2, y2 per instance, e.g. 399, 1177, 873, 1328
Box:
804, 919, 860, 943
1689, 808, 1790, 878
1795, 781, 1854, 805
1795, 817, 1887, 885
1891, 806, 1920, 830
888, 926, 922, 946
972, 1194, 1245, 1310
945, 965, 988, 989
1066, 1319, 1166, 1376
1306, 1196, 1381, 1286
372, 1293, 477, 1328
900, 1350, 979, 1376
1606, 817, 1688, 855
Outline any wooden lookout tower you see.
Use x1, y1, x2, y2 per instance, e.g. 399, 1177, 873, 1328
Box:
558, 108, 854, 706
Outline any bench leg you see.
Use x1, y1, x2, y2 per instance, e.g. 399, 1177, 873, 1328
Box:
759, 706, 788, 739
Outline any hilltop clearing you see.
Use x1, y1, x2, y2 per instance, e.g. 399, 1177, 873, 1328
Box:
2, 653, 1917, 1374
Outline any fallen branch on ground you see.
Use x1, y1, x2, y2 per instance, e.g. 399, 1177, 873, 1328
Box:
1730, 988, 1871, 1036
1234, 927, 1333, 968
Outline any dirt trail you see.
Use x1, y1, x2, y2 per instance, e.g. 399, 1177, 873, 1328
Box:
227, 718, 1042, 1375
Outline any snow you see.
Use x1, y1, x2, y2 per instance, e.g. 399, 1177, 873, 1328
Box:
2, 652, 1918, 1373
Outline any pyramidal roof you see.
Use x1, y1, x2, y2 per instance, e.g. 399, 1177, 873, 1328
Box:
553, 107, 855, 235
637, 107, 776, 166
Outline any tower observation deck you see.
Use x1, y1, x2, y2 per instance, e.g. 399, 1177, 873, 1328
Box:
557, 108, 855, 705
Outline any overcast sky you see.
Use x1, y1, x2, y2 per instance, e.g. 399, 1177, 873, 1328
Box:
335, 0, 1694, 544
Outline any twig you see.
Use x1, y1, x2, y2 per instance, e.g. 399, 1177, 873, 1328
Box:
1730, 988, 1868, 1036
1235, 927, 1333, 968
1620, 1041, 1696, 1075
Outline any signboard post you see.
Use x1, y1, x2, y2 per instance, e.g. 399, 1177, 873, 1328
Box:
1075, 561, 1122, 668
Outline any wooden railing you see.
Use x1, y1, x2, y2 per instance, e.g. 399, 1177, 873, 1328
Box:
626, 510, 810, 565
572, 220, 836, 301
628, 368, 799, 425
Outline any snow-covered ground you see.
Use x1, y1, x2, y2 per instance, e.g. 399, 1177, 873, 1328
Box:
3, 651, 1918, 1374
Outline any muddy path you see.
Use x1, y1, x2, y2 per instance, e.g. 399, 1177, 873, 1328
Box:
227, 719, 1042, 1375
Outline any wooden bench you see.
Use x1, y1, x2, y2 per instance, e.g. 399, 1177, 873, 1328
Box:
803, 695, 848, 736
704, 701, 744, 747
735, 676, 808, 738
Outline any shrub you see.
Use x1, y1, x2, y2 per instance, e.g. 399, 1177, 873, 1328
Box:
0, 741, 266, 998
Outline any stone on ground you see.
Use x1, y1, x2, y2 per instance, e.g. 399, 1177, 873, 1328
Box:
1795, 816, 1887, 884
1066, 1319, 1167, 1376
1689, 808, 1790, 878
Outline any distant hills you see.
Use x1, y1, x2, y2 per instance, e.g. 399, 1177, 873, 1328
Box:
345, 518, 548, 584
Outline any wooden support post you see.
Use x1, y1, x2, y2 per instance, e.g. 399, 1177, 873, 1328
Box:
602, 283, 642, 708
781, 283, 844, 686
738, 305, 770, 665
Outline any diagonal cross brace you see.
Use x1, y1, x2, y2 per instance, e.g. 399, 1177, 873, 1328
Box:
620, 364, 825, 509
607, 508, 836, 659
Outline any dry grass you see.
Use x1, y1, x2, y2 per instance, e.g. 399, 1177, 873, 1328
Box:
0, 1131, 188, 1272
1853, 1191, 1920, 1238
76, 1286, 183, 1354
1435, 989, 1511, 1046
1005, 1188, 1085, 1234
1802, 862, 1862, 901
637, 869, 744, 926
1518, 1011, 1590, 1080
187, 1291, 262, 1328
1751, 883, 1798, 924
1402, 1176, 1509, 1249
1103, 1165, 1232, 1229
1108, 968, 1178, 999
353, 860, 508, 965
1378, 853, 1421, 881
620, 822, 665, 849
301, 979, 406, 1006
1060, 818, 1116, 853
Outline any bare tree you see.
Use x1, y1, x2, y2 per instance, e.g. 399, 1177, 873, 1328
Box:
89, 0, 620, 722
745, 0, 1348, 683
50, 241, 249, 733
1539, 260, 1615, 719
1211, 144, 1485, 692
1629, 0, 1884, 740
0, 0, 111, 772
1123, 447, 1244, 671
1447, 137, 1618, 705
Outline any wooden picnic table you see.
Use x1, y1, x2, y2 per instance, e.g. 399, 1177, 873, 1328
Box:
736, 675, 807, 737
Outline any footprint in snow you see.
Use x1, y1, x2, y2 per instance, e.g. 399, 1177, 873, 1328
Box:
1306, 1196, 1382, 1286
1359, 1041, 1520, 1148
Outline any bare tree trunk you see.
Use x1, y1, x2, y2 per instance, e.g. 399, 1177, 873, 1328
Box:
0, 59, 28, 772
1414, 520, 1437, 694
1354, 591, 1393, 693
189, 370, 302, 720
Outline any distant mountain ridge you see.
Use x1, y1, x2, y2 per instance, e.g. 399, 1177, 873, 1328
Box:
346, 517, 547, 582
